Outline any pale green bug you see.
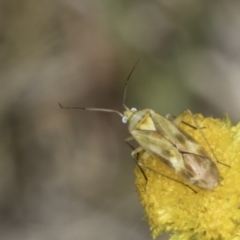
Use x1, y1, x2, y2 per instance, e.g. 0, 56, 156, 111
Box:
59, 63, 220, 190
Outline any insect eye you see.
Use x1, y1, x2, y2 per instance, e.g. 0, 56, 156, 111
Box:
122, 116, 128, 124
131, 108, 137, 112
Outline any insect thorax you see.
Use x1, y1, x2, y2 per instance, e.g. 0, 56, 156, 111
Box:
125, 109, 156, 132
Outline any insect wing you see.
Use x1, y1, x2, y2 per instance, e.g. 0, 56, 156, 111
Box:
131, 129, 184, 172
151, 111, 220, 189
151, 111, 209, 157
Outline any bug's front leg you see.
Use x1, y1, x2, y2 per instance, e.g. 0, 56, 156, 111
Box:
130, 146, 144, 158
124, 136, 145, 158
125, 139, 148, 183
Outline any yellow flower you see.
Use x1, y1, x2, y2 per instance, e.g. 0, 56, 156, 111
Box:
135, 112, 240, 240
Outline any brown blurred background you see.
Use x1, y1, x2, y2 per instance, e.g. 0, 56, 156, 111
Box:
0, 1, 239, 240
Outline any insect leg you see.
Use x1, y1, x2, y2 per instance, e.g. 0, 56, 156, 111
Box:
124, 137, 143, 158
138, 161, 197, 193
125, 136, 134, 142
125, 141, 148, 183
165, 113, 176, 122
182, 110, 230, 167
130, 147, 149, 183
167, 111, 205, 130
125, 140, 197, 192
131, 146, 144, 158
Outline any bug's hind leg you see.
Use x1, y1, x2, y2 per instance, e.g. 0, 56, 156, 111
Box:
166, 111, 205, 130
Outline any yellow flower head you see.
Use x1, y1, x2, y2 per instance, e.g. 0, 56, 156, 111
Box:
135, 112, 240, 240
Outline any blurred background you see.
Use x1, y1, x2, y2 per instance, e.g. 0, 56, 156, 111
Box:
0, 1, 240, 239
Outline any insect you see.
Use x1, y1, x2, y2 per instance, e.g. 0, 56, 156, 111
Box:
59, 63, 220, 190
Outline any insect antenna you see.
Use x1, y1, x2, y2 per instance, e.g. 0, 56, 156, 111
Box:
58, 103, 123, 118
59, 61, 139, 118
122, 60, 139, 111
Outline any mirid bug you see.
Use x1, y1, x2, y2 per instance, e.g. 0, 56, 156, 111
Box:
59, 63, 220, 190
